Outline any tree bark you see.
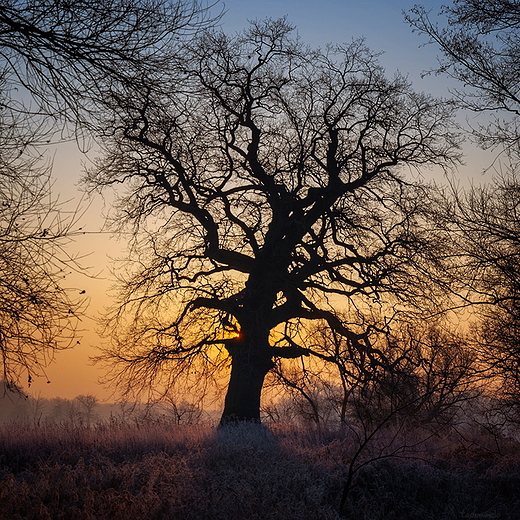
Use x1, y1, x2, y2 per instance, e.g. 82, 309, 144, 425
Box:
220, 341, 274, 424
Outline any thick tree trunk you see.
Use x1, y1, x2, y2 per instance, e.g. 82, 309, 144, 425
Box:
220, 266, 279, 424
220, 345, 273, 424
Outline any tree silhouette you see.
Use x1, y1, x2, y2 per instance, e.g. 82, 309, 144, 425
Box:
89, 20, 461, 422
0, 0, 219, 130
407, 0, 520, 156
0, 0, 217, 391
0, 76, 84, 390
270, 318, 476, 432
408, 1, 520, 409
76, 394, 99, 427
445, 173, 520, 405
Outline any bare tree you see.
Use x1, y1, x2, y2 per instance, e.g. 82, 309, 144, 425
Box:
270, 318, 477, 431
0, 0, 220, 131
161, 397, 204, 425
75, 394, 99, 427
0, 0, 219, 394
407, 1, 520, 409
87, 19, 462, 423
450, 173, 520, 405
407, 0, 520, 157
275, 319, 478, 515
0, 77, 85, 391
50, 396, 79, 423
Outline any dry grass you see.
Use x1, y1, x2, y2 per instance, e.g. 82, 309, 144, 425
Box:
0, 420, 520, 519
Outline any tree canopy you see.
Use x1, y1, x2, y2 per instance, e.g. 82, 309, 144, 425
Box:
408, 0, 520, 407
0, 77, 83, 389
407, 0, 520, 156
0, 0, 218, 391
0, 0, 219, 129
88, 19, 461, 422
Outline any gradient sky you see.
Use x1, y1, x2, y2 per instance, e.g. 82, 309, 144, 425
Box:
26, 0, 489, 402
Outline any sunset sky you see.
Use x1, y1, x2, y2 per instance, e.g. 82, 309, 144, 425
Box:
28, 0, 491, 402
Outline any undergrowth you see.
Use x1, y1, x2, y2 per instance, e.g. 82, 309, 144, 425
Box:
0, 420, 519, 519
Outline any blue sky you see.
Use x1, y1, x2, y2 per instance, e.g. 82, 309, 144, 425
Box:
221, 1, 449, 94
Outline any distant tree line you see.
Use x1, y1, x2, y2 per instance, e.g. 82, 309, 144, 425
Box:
0, 381, 207, 426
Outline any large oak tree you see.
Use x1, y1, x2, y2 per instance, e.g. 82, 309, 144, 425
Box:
89, 20, 461, 422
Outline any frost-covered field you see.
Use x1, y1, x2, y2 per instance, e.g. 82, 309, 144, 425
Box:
0, 420, 519, 519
